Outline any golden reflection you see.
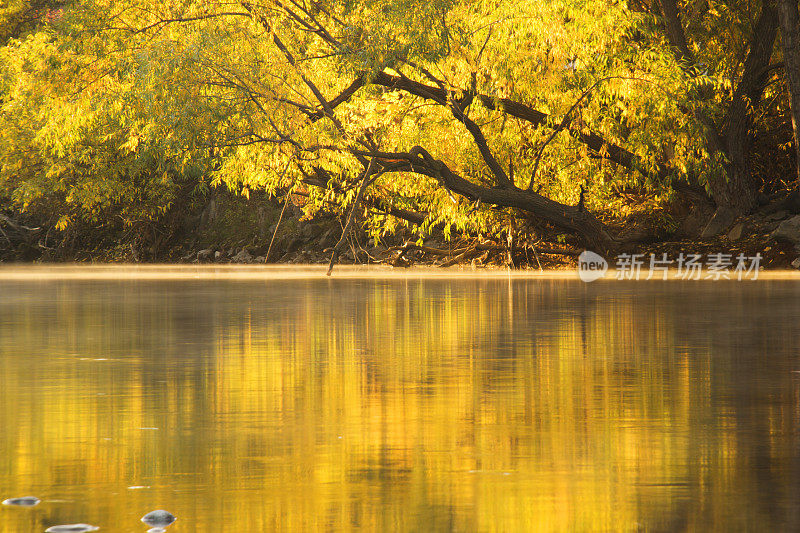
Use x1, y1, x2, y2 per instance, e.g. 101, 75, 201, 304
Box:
1, 277, 799, 531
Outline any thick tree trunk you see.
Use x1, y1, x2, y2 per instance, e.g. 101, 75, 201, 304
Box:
658, 0, 778, 234
701, 148, 754, 237
778, 0, 800, 181
715, 4, 778, 217
698, 4, 779, 235
713, 123, 759, 215
658, 0, 695, 62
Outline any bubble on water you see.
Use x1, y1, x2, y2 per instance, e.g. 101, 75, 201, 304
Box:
2, 496, 40, 507
141, 510, 176, 528
44, 525, 99, 532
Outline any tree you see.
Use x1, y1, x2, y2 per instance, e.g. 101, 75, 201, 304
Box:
653, 0, 781, 234
104, 0, 697, 252
0, 0, 796, 259
0, 2, 219, 252
778, 0, 800, 183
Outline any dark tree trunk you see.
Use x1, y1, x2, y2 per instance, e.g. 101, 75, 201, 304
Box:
658, 0, 778, 234
713, 3, 778, 218
778, 0, 800, 181
658, 0, 695, 62
713, 122, 759, 216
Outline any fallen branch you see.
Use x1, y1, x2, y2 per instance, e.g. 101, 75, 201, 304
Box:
440, 247, 482, 267
386, 241, 581, 260
386, 242, 471, 256
0, 213, 40, 233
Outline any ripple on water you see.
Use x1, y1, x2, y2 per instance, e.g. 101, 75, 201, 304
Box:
141, 510, 176, 528
44, 525, 99, 533
2, 496, 40, 507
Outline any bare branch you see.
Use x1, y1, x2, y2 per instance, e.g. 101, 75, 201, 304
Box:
327, 160, 380, 275
124, 12, 251, 34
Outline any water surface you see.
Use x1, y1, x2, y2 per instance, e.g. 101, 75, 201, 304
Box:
1, 267, 800, 531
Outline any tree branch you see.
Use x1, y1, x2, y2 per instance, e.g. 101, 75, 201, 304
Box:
354, 147, 615, 249
327, 160, 379, 274
657, 0, 695, 63
126, 12, 251, 34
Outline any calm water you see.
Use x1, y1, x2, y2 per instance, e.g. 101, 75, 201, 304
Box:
1, 268, 800, 532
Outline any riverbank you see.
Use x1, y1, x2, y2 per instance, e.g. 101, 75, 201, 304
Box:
3, 189, 800, 270
0, 264, 798, 280
156, 206, 800, 271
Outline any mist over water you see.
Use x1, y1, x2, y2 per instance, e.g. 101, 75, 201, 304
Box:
1, 269, 800, 531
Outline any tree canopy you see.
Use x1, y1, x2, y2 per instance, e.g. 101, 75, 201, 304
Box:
0, 0, 797, 259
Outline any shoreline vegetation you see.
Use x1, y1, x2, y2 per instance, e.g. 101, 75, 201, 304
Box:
3, 2, 800, 270
3, 188, 800, 270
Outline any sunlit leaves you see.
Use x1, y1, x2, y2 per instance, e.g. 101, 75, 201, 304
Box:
0, 0, 782, 240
